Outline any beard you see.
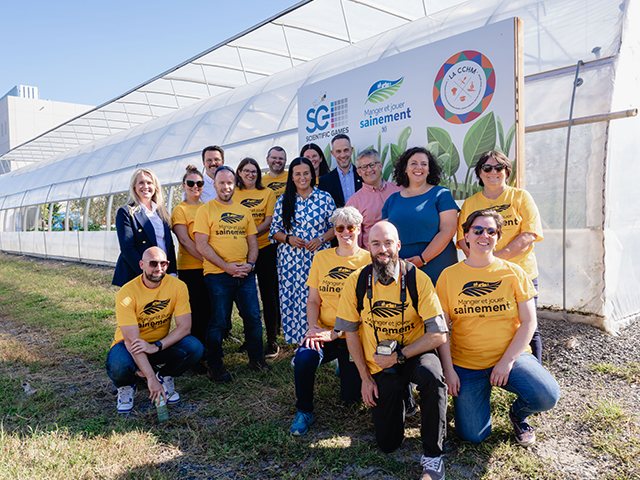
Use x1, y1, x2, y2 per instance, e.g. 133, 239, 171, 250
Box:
145, 270, 165, 284
372, 251, 399, 285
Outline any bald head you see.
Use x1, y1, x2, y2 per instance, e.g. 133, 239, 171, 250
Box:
140, 247, 168, 287
369, 221, 399, 244
142, 246, 166, 262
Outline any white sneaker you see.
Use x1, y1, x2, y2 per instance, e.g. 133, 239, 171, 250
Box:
420, 455, 445, 480
156, 372, 180, 404
116, 385, 135, 413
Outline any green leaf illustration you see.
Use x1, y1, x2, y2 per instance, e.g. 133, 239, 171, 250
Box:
504, 123, 516, 158
497, 115, 505, 152
463, 112, 496, 169
397, 126, 412, 152
426, 141, 442, 158
381, 143, 389, 164
323, 144, 332, 169
377, 130, 382, 154
366, 78, 404, 104
427, 127, 461, 176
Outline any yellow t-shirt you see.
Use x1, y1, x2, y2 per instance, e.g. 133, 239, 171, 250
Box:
263, 171, 288, 199
112, 274, 191, 348
306, 247, 370, 331
171, 201, 204, 270
193, 199, 258, 275
457, 187, 543, 278
232, 187, 276, 250
436, 258, 537, 370
336, 265, 445, 375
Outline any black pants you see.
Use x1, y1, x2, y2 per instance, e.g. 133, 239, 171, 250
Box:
177, 269, 210, 348
255, 243, 281, 343
371, 350, 446, 457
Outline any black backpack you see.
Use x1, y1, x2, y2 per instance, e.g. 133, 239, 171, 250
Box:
355, 260, 419, 315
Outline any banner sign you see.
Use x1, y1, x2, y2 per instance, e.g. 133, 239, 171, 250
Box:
297, 17, 523, 199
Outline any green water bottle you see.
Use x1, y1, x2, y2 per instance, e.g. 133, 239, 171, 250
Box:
156, 396, 169, 422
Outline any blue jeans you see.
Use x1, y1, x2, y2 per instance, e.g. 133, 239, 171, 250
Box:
204, 272, 264, 369
452, 353, 560, 443
105, 336, 203, 387
294, 338, 361, 413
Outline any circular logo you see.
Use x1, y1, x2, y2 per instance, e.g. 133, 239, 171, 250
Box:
433, 51, 495, 124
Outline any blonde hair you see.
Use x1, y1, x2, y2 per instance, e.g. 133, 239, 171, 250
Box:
126, 168, 171, 225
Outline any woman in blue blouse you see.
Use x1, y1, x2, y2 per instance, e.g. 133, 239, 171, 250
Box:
382, 147, 458, 285
270, 157, 336, 344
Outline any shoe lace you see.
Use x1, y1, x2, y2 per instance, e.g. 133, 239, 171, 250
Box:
420, 456, 442, 470
295, 411, 311, 423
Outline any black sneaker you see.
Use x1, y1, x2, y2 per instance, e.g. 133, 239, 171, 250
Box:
238, 342, 247, 354
249, 358, 272, 372
509, 406, 536, 446
207, 366, 231, 383
264, 342, 280, 359
190, 361, 208, 375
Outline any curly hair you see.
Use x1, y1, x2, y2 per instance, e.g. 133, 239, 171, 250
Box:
392, 147, 442, 187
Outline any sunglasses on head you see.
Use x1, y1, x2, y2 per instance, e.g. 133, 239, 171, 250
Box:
335, 224, 357, 233
144, 260, 169, 268
481, 164, 506, 173
185, 180, 204, 188
470, 226, 498, 236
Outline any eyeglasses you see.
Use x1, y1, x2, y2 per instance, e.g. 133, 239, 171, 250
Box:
241, 169, 258, 175
143, 260, 169, 268
481, 164, 506, 173
469, 226, 499, 236
185, 180, 204, 188
335, 224, 357, 233
357, 161, 381, 171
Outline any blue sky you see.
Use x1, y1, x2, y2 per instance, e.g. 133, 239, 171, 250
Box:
1, 0, 296, 106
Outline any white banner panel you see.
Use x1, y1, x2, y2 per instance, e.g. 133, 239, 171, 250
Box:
298, 17, 521, 200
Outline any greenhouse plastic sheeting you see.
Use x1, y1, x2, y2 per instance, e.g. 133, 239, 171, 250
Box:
0, 0, 638, 333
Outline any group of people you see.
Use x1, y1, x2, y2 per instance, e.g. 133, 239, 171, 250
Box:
105, 133, 561, 480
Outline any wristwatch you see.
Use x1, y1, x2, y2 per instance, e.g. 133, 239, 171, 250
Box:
396, 348, 406, 365
154, 340, 163, 352
248, 262, 255, 272
333, 329, 342, 338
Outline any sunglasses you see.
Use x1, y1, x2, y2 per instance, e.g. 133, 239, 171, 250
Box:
143, 260, 169, 268
185, 180, 204, 188
481, 164, 506, 173
470, 226, 499, 236
335, 224, 357, 233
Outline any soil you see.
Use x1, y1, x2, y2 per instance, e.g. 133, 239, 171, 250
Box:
1, 253, 639, 479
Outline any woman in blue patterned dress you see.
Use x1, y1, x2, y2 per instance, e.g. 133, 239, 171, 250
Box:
270, 157, 336, 344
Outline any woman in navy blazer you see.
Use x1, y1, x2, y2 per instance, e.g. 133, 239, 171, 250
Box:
112, 168, 177, 286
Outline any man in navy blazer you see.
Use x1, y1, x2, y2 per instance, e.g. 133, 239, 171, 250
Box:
112, 205, 177, 287
318, 134, 363, 208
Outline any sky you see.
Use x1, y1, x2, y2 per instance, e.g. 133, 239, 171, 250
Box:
1, 0, 297, 107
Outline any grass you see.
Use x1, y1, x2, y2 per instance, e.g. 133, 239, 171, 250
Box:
590, 362, 640, 383
0, 252, 638, 479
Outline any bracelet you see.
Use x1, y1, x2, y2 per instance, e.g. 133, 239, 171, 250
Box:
419, 253, 426, 265
285, 234, 291, 245
318, 236, 324, 243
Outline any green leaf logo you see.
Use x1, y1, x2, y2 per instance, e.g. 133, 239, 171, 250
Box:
365, 78, 404, 104
463, 112, 496, 169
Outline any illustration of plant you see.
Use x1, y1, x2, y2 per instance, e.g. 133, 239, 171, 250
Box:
426, 112, 516, 200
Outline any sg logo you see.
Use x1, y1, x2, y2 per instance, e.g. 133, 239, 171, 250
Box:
306, 105, 330, 133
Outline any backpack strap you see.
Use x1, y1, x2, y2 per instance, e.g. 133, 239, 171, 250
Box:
402, 260, 420, 313
355, 264, 373, 315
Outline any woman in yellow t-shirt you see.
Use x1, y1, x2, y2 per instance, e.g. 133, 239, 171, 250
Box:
457, 150, 544, 361
437, 209, 559, 446
289, 206, 369, 436
233, 157, 280, 358
171, 164, 210, 373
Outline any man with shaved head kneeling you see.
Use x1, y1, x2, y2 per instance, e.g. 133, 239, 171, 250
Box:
335, 221, 448, 480
106, 246, 203, 414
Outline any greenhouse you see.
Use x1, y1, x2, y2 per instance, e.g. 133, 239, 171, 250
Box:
0, 0, 638, 334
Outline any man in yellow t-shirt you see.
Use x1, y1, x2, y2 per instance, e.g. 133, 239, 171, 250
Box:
106, 247, 203, 414
335, 221, 448, 479
195, 166, 271, 383
263, 146, 288, 199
